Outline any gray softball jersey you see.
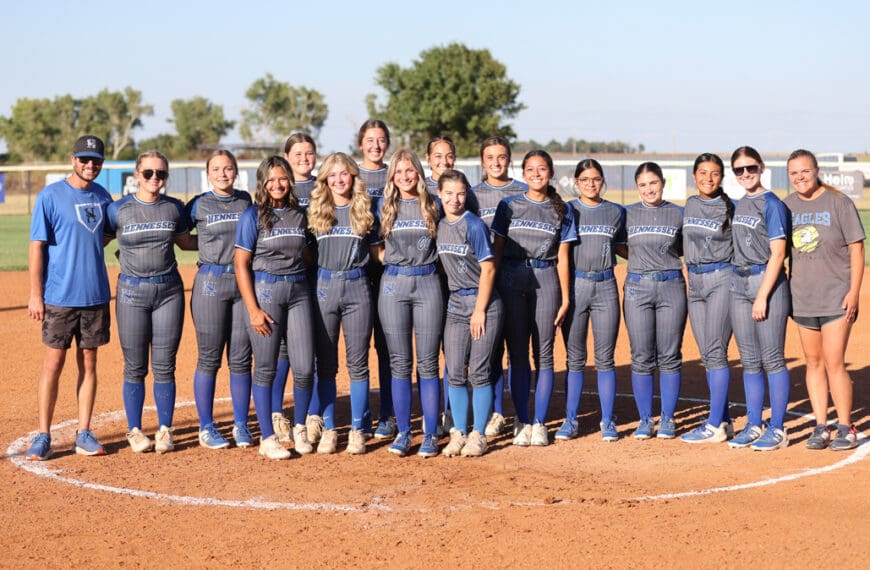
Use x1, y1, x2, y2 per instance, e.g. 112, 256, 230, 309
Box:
313, 205, 381, 271
491, 193, 577, 261
785, 189, 866, 317
359, 166, 388, 199
470, 179, 528, 229
377, 198, 439, 267
186, 190, 252, 266
625, 201, 684, 273
731, 191, 789, 268
682, 195, 735, 266
436, 211, 493, 292
106, 194, 190, 278
294, 177, 315, 209
568, 199, 626, 273
425, 176, 439, 196
234, 206, 311, 275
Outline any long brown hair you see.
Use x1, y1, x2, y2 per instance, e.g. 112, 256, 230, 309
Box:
254, 156, 298, 232
379, 148, 439, 239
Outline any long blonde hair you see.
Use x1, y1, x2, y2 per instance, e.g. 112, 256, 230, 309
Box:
308, 152, 373, 236
379, 148, 439, 239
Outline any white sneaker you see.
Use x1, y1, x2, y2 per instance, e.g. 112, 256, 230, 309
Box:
293, 424, 314, 455
317, 429, 338, 454
306, 414, 324, 444
345, 429, 367, 455
512, 422, 532, 446
272, 412, 292, 443
461, 431, 488, 457
530, 422, 549, 446
126, 427, 153, 453
154, 425, 175, 454
442, 428, 466, 457
259, 434, 291, 460
485, 412, 506, 437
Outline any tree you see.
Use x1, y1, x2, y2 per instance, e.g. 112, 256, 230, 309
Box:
0, 95, 79, 162
168, 97, 235, 158
240, 73, 328, 146
79, 87, 153, 160
366, 43, 525, 156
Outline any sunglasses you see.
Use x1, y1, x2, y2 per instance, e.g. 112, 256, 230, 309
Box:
77, 157, 103, 165
141, 169, 169, 181
732, 164, 761, 176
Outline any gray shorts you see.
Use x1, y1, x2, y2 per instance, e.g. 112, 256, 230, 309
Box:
792, 313, 846, 330
42, 303, 110, 349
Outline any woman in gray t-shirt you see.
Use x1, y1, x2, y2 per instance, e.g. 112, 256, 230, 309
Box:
785, 149, 865, 451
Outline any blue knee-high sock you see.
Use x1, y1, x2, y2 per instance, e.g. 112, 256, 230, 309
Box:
510, 367, 531, 425
533, 368, 555, 424
420, 377, 440, 436
229, 373, 252, 425
448, 385, 470, 435
193, 371, 216, 429
123, 381, 145, 430
598, 369, 617, 421
392, 377, 412, 433
442, 367, 451, 415
307, 368, 321, 416
707, 368, 730, 426
660, 371, 681, 419
492, 368, 505, 415
153, 381, 176, 428
631, 372, 654, 419
564, 370, 584, 421
767, 369, 791, 430
472, 386, 493, 434
318, 377, 337, 430
743, 371, 765, 427
349, 380, 369, 430
251, 384, 273, 439
292, 386, 313, 426
272, 358, 290, 413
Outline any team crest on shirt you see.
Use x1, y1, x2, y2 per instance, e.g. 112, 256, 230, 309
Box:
457, 260, 468, 274
417, 236, 432, 251
538, 238, 551, 256
75, 202, 103, 233
792, 226, 820, 253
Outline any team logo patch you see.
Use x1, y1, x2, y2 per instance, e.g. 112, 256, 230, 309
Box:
255, 287, 272, 305
457, 260, 468, 274
75, 203, 103, 233
538, 238, 551, 256
317, 287, 328, 302
658, 243, 669, 256
417, 236, 432, 251
201, 280, 217, 297
625, 286, 637, 300
119, 288, 135, 305
792, 226, 820, 253
382, 280, 396, 297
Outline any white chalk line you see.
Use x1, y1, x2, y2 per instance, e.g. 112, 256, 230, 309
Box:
5, 393, 867, 511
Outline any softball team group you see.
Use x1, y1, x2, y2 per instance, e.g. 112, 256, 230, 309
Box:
25, 127, 865, 462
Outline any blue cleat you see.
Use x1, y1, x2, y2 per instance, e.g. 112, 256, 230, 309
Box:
374, 418, 397, 440
73, 429, 106, 456
232, 422, 254, 448
728, 423, 764, 448
633, 417, 655, 440
26, 432, 52, 461
750, 425, 788, 451
198, 423, 230, 450
600, 417, 619, 442
656, 416, 677, 439
388, 431, 412, 456
555, 419, 579, 441
417, 433, 438, 458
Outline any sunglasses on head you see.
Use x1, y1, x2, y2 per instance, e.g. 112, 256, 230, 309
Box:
733, 164, 761, 176
141, 169, 169, 181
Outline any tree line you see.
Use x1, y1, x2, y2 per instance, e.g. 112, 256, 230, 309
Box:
0, 43, 643, 163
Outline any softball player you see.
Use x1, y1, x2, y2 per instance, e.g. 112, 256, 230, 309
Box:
425, 135, 456, 196
680, 154, 736, 444
358, 119, 394, 438
437, 170, 504, 457
622, 162, 687, 440
470, 136, 528, 438
308, 153, 380, 454
491, 150, 575, 447
727, 146, 791, 451
185, 150, 253, 449
785, 149, 865, 451
105, 150, 198, 454
560, 159, 625, 441
373, 148, 444, 457
26, 135, 113, 461
274, 132, 321, 444
234, 156, 315, 460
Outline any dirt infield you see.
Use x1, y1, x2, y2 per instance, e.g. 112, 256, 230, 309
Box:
1, 265, 868, 568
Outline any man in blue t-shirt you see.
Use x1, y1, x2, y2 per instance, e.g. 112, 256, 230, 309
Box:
26, 135, 114, 460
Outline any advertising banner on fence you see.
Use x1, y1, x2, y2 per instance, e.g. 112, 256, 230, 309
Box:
822, 170, 864, 200
0, 173, 5, 204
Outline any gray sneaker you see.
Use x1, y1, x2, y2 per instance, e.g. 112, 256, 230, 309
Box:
829, 424, 858, 451
805, 424, 831, 450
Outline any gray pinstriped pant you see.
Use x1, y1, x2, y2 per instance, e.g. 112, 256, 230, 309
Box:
443, 292, 504, 387
115, 276, 185, 383
563, 276, 620, 372
190, 269, 251, 375
687, 269, 732, 370
378, 272, 444, 379
314, 275, 372, 381
730, 271, 790, 374
623, 275, 687, 374
499, 263, 561, 371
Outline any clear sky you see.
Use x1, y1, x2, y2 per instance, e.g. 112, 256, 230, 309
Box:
4, 0, 869, 156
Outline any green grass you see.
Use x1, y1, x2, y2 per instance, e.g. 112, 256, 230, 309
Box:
0, 214, 199, 271
3, 212, 870, 271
